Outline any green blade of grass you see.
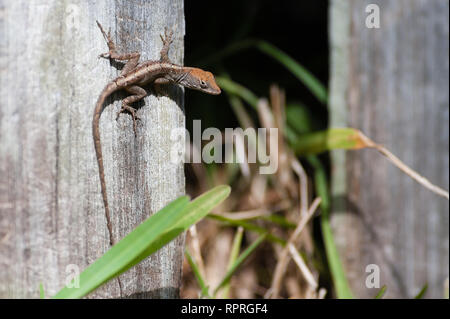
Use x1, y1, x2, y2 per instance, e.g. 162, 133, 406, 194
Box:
53, 185, 231, 299
223, 75, 256, 130
201, 40, 327, 104
221, 227, 244, 298
216, 210, 296, 230
255, 41, 328, 104
39, 283, 45, 299
307, 155, 354, 299
213, 233, 267, 296
414, 284, 428, 299
185, 249, 211, 298
262, 214, 296, 229
208, 214, 286, 246
53, 196, 189, 299
445, 279, 449, 299
292, 128, 370, 155
125, 186, 233, 275
170, 185, 231, 232
216, 76, 259, 110
286, 103, 313, 135
374, 285, 387, 299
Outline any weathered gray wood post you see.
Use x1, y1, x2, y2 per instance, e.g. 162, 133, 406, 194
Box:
0, 0, 185, 298
329, 0, 449, 298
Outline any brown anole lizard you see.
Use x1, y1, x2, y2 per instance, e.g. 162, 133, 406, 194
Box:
93, 21, 221, 245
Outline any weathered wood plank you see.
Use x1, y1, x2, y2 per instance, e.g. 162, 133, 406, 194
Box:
329, 0, 449, 298
0, 0, 185, 298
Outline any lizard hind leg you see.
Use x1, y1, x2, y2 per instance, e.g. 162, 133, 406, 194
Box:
116, 86, 147, 136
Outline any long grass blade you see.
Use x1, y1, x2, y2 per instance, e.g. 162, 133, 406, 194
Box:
213, 233, 267, 296
292, 128, 369, 155
307, 156, 354, 299
53, 185, 231, 299
221, 227, 244, 298
185, 249, 211, 298
374, 285, 387, 299
201, 40, 327, 103
216, 76, 259, 110
209, 214, 285, 246
414, 284, 428, 299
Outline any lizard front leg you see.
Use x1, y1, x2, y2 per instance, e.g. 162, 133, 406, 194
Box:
153, 28, 174, 95
159, 27, 173, 63
96, 21, 140, 75
116, 85, 147, 136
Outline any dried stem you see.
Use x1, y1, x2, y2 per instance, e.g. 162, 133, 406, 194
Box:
188, 225, 206, 279
291, 158, 308, 217
268, 197, 321, 298
358, 131, 449, 200
288, 243, 318, 290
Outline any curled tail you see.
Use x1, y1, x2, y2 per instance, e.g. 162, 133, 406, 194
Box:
93, 82, 118, 246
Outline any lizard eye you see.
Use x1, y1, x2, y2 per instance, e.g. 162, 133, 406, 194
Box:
200, 80, 208, 88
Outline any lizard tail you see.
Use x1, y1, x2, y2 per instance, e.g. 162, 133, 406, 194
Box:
93, 82, 118, 246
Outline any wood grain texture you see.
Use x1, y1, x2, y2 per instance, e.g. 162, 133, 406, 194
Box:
329, 0, 449, 298
0, 0, 185, 298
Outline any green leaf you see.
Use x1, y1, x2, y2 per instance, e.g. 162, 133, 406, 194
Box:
414, 284, 428, 299
53, 185, 231, 299
208, 214, 286, 246
213, 233, 267, 296
255, 41, 328, 104
53, 196, 188, 299
221, 73, 256, 130
262, 214, 296, 229
201, 40, 327, 104
374, 285, 387, 299
39, 283, 45, 299
307, 156, 354, 299
286, 103, 313, 135
172, 185, 231, 232
292, 128, 370, 155
221, 227, 244, 298
216, 76, 259, 110
185, 250, 211, 298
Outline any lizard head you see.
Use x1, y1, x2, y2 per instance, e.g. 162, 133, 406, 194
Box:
175, 68, 221, 95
